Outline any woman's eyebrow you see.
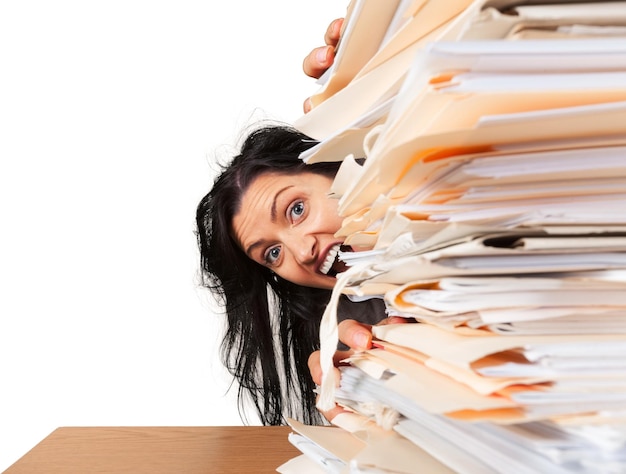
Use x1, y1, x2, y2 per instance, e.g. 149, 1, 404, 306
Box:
245, 239, 263, 257
245, 185, 294, 257
270, 185, 294, 222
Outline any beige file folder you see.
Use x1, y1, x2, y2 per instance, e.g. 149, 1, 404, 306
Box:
285, 416, 456, 474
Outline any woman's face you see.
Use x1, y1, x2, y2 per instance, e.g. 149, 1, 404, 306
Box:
232, 171, 346, 290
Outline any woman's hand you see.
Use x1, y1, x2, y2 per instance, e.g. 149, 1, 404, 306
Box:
308, 316, 409, 422
307, 346, 352, 421
302, 18, 344, 113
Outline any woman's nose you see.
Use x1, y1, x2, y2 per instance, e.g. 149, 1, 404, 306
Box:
288, 234, 317, 264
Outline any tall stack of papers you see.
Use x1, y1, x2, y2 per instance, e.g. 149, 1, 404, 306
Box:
279, 1, 626, 473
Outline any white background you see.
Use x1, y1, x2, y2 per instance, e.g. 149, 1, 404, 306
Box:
0, 1, 346, 470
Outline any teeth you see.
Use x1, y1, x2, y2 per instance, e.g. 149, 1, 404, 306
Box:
319, 244, 341, 275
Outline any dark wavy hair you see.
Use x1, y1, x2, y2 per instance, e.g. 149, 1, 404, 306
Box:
196, 124, 342, 426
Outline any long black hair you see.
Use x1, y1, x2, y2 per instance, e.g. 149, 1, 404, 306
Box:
196, 124, 342, 425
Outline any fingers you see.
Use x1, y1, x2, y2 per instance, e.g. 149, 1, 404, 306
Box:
307, 349, 352, 386
311, 315, 414, 422
301, 46, 333, 112
338, 319, 374, 351
302, 45, 335, 80
324, 17, 343, 48
316, 393, 350, 423
302, 18, 343, 79
302, 18, 345, 113
303, 97, 313, 114
377, 315, 412, 326
307, 350, 322, 385
338, 316, 413, 350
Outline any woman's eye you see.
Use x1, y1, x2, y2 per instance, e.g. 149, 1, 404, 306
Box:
265, 246, 281, 265
290, 201, 305, 220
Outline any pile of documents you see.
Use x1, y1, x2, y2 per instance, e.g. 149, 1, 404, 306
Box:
278, 1, 626, 473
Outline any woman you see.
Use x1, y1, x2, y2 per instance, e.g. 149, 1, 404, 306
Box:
195, 124, 387, 426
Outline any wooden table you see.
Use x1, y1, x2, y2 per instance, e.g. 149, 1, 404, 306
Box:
4, 426, 300, 473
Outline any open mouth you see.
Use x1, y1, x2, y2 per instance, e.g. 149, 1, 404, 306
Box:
319, 244, 352, 277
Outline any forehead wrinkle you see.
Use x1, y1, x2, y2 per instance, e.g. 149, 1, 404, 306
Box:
236, 209, 262, 257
